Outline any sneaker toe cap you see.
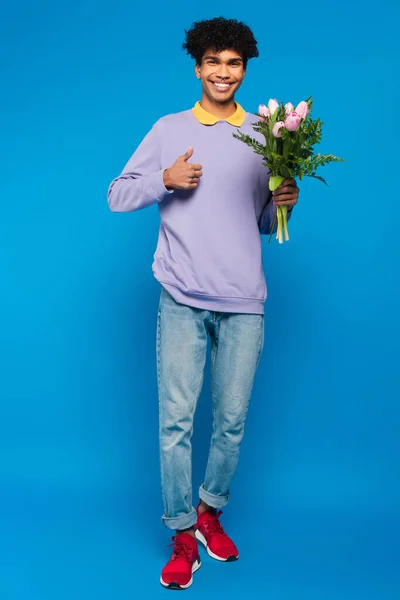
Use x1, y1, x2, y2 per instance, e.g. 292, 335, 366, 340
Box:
161, 569, 191, 586
209, 536, 239, 560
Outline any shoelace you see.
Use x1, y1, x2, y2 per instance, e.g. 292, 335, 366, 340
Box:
201, 510, 226, 536
168, 536, 194, 562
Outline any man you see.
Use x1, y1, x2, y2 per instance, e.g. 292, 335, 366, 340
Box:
108, 16, 299, 590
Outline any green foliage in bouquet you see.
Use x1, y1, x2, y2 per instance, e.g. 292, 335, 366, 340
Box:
233, 96, 344, 242
233, 97, 344, 185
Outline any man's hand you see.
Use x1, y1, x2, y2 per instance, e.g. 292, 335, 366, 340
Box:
163, 147, 203, 191
272, 177, 299, 208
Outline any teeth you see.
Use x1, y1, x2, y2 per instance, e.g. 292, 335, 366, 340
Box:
214, 83, 230, 88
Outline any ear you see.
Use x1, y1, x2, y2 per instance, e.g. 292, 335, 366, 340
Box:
194, 63, 201, 79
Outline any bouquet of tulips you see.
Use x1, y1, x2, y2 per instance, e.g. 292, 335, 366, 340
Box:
233, 96, 344, 243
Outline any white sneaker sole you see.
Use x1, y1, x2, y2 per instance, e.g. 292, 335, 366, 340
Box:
160, 557, 201, 590
195, 529, 239, 562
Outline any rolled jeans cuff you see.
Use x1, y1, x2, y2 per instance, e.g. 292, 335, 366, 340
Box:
199, 484, 230, 509
161, 508, 197, 531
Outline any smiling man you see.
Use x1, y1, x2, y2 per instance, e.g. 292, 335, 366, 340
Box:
108, 16, 299, 590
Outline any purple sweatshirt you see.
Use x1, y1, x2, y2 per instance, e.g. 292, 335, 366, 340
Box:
108, 104, 291, 314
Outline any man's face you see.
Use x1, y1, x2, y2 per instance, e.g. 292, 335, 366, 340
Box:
195, 48, 246, 103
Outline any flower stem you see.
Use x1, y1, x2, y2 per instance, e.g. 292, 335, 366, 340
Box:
276, 207, 280, 240
268, 211, 277, 243
277, 206, 283, 243
282, 206, 289, 241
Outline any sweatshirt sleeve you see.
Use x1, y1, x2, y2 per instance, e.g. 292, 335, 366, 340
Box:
107, 119, 173, 212
258, 189, 294, 235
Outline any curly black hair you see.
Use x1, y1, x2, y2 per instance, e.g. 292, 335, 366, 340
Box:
182, 16, 258, 69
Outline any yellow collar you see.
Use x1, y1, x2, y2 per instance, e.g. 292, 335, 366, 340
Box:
192, 101, 246, 126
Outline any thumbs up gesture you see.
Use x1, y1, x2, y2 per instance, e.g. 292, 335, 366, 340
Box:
163, 147, 203, 191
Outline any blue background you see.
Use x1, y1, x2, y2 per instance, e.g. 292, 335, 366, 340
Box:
1, 0, 399, 598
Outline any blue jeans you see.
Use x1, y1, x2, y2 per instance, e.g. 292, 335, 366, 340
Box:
156, 287, 264, 531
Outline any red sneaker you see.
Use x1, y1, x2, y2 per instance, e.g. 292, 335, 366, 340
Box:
160, 532, 201, 590
195, 505, 239, 562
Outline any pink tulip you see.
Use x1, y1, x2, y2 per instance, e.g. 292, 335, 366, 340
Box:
268, 98, 279, 115
284, 111, 301, 131
258, 104, 270, 118
272, 121, 285, 137
285, 102, 294, 115
295, 100, 309, 119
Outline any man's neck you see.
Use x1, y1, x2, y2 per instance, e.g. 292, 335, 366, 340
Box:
199, 96, 237, 120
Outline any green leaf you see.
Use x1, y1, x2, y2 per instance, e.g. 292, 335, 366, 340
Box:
310, 174, 328, 185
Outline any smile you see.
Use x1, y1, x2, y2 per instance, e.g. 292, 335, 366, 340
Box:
210, 82, 233, 91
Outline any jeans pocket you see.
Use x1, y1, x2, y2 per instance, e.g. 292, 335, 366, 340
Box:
256, 316, 265, 370
158, 285, 166, 317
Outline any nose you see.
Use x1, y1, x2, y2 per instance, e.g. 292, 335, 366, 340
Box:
216, 63, 230, 79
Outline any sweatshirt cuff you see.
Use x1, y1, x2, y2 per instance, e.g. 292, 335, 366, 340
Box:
150, 169, 174, 201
